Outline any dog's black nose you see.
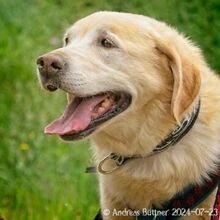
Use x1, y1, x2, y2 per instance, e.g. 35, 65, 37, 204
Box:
37, 53, 65, 75
37, 53, 66, 91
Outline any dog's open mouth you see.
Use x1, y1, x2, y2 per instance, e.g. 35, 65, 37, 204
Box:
44, 92, 132, 140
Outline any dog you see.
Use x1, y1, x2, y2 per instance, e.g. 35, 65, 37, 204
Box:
37, 12, 220, 220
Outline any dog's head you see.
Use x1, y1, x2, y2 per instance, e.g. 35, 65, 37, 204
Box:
37, 12, 201, 141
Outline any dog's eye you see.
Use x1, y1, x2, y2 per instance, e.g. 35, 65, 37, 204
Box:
64, 37, 69, 45
101, 38, 114, 48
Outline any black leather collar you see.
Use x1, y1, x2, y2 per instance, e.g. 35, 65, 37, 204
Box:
153, 99, 201, 153
86, 99, 201, 174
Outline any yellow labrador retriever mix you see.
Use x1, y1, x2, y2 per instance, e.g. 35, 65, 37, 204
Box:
37, 12, 220, 220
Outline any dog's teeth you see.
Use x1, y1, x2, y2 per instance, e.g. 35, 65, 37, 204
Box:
101, 102, 109, 108
91, 112, 98, 119
98, 107, 105, 114
101, 99, 111, 107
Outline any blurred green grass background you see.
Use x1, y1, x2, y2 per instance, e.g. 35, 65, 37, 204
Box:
0, 0, 219, 219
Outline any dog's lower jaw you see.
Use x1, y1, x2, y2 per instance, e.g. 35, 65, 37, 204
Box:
91, 95, 179, 157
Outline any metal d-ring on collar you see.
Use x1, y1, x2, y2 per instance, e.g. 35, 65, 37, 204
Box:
96, 99, 201, 175
97, 153, 139, 174
98, 154, 122, 174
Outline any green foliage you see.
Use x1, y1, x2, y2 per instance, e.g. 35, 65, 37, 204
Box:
0, 0, 219, 219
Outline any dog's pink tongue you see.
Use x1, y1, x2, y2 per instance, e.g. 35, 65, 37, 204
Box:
44, 96, 105, 135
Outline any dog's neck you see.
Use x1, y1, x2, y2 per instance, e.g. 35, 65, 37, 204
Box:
93, 97, 178, 157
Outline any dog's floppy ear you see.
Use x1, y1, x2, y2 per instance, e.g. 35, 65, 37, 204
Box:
156, 40, 201, 122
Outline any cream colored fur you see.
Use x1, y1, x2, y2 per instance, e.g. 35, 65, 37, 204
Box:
41, 12, 220, 219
